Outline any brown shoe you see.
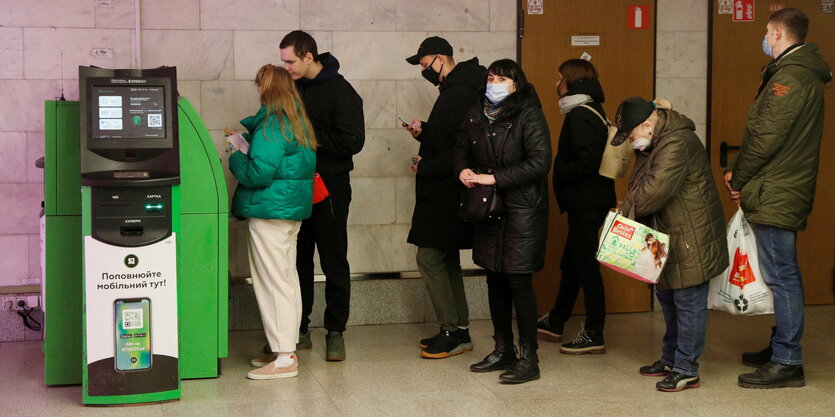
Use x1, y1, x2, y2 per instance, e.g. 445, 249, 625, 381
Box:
250, 354, 278, 367
246, 358, 298, 380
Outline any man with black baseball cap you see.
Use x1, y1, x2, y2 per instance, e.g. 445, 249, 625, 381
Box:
402, 36, 486, 360
616, 96, 728, 393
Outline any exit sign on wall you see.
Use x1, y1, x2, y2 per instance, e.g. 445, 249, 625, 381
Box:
628, 5, 649, 29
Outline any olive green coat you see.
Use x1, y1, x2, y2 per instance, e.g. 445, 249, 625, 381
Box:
622, 110, 728, 290
728, 43, 832, 231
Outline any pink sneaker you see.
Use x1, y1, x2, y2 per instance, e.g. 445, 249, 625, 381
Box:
246, 357, 298, 380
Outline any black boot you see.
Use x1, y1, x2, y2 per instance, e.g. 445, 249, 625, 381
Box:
498, 340, 540, 384
469, 335, 517, 372
738, 360, 805, 389
742, 326, 775, 367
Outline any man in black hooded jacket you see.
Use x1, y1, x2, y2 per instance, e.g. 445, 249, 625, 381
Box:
404, 36, 485, 359
280, 30, 364, 362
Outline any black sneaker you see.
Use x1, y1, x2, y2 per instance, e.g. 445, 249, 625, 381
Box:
738, 360, 805, 389
419, 328, 444, 349
656, 372, 700, 392
536, 313, 563, 343
639, 360, 672, 376
420, 329, 473, 359
560, 325, 605, 355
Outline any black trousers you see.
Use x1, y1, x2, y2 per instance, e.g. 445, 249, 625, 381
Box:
486, 271, 538, 344
297, 172, 352, 333
550, 209, 608, 333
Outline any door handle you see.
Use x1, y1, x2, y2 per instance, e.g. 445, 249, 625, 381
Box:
719, 141, 741, 168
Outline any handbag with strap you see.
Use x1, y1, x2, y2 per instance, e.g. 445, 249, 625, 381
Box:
459, 169, 503, 222
578, 104, 633, 179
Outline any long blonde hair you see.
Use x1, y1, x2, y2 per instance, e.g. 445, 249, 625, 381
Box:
255, 64, 317, 149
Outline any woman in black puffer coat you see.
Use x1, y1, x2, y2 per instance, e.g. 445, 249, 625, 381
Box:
453, 59, 551, 384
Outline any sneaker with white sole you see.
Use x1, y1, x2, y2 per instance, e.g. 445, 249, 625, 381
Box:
246, 358, 299, 380
656, 371, 700, 392
250, 354, 278, 367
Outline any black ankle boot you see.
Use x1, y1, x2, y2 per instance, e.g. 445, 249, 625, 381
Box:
499, 340, 540, 384
469, 335, 517, 373
742, 326, 775, 367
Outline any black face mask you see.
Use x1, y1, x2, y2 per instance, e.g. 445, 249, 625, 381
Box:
421, 56, 443, 86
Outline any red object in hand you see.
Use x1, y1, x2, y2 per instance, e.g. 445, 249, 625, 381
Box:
312, 173, 329, 204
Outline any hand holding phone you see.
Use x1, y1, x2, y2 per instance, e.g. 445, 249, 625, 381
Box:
398, 116, 411, 127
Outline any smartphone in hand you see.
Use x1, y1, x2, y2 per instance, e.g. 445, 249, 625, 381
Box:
398, 116, 410, 127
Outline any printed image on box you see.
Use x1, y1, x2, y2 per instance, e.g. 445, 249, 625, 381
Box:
596, 213, 669, 284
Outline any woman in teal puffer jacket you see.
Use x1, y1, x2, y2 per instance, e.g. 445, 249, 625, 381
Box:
229, 64, 316, 381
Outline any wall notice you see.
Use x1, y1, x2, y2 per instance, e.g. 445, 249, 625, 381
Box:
528, 0, 543, 15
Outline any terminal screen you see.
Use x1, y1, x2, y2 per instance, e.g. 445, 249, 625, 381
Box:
93, 86, 166, 139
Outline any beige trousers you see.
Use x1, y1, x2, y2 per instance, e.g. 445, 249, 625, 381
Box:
247, 217, 302, 353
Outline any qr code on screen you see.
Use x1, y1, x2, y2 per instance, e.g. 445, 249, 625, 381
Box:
122, 309, 144, 329
147, 114, 162, 128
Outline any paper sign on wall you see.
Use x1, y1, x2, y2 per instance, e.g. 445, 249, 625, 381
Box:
528, 0, 543, 15
733, 0, 756, 22
822, 0, 834, 14
768, 3, 785, 11
628, 5, 650, 29
581, 52, 592, 61
719, 0, 733, 14
571, 36, 600, 47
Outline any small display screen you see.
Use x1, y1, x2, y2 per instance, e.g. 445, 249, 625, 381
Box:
93, 86, 166, 139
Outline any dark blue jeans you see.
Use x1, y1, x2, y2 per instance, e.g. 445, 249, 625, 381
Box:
752, 223, 804, 365
656, 281, 709, 376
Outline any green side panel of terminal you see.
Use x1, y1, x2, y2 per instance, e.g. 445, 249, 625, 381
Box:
43, 101, 83, 385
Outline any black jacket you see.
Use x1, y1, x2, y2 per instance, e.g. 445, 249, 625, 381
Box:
552, 79, 616, 212
453, 87, 552, 273
407, 58, 486, 249
296, 52, 365, 176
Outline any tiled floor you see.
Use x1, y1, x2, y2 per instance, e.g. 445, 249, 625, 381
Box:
2, 306, 833, 416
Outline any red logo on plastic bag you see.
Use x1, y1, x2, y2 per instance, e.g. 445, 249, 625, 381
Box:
611, 220, 635, 240
728, 247, 756, 289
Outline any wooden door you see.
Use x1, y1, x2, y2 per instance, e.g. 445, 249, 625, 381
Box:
710, 1, 834, 305
520, 0, 657, 314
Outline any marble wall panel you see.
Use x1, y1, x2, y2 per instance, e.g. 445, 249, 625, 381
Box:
332, 31, 428, 80
347, 224, 416, 273
436, 31, 517, 69
26, 132, 44, 184
23, 28, 133, 80
347, 177, 396, 226
396, 0, 490, 32
352, 80, 397, 129
348, 279, 427, 325
0, 184, 42, 235
656, 31, 708, 79
139, 0, 200, 30
351, 128, 419, 178
460, 249, 478, 269
395, 176, 415, 224
396, 80, 439, 123
200, 0, 300, 30
95, 0, 135, 29
141, 30, 233, 80
0, 132, 27, 184
0, 28, 24, 79
0, 0, 95, 28
177, 81, 202, 116
655, 78, 707, 124
657, 0, 708, 32
490, 0, 517, 32
28, 234, 40, 283
0, 80, 62, 132
0, 310, 24, 341
200, 80, 261, 131
301, 0, 396, 31
233, 30, 333, 81
0, 235, 30, 286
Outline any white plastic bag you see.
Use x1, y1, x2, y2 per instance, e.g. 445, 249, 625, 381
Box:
708, 208, 774, 315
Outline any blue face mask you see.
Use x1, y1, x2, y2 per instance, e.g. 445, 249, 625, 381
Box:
486, 83, 511, 104
762, 34, 773, 58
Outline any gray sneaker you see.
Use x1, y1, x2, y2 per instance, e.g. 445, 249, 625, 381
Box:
325, 331, 346, 361
297, 331, 312, 350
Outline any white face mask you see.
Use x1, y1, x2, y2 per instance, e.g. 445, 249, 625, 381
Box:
486, 83, 511, 104
631, 137, 652, 151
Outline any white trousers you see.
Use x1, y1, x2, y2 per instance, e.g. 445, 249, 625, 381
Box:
247, 217, 302, 353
